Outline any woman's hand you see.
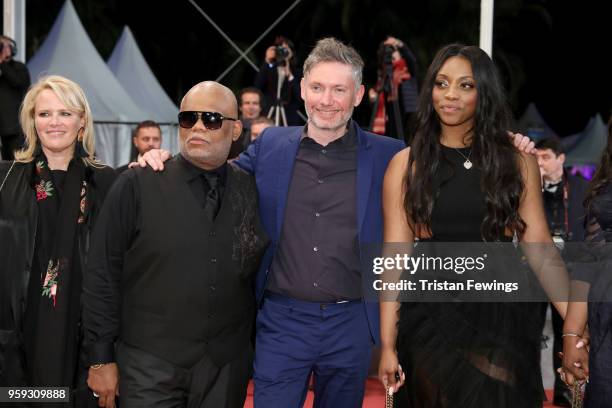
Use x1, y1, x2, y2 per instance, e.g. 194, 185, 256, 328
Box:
561, 335, 589, 383
378, 347, 405, 394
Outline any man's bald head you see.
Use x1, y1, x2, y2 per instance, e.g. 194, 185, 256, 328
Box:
178, 81, 242, 170
181, 81, 239, 118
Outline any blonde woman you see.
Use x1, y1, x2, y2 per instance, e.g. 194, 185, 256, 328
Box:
0, 75, 115, 404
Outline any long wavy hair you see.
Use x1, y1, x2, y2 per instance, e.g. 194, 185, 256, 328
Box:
585, 116, 612, 210
404, 44, 525, 241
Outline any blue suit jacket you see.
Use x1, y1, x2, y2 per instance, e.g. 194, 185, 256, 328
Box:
235, 121, 405, 344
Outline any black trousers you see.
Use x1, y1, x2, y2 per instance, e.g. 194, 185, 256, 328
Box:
116, 342, 251, 408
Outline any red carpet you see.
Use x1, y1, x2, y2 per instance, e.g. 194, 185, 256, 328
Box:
243, 380, 564, 407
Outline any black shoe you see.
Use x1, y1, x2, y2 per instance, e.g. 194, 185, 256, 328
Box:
553, 388, 572, 407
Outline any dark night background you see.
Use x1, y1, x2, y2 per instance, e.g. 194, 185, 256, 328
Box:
7, 0, 611, 136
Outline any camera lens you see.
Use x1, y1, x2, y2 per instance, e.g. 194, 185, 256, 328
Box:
275, 46, 289, 63
383, 45, 395, 65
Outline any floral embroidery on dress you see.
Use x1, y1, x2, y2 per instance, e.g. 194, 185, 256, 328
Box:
42, 259, 59, 307
35, 161, 54, 201
35, 160, 44, 175
78, 180, 88, 224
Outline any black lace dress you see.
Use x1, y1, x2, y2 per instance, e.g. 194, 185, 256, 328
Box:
395, 145, 543, 407
582, 182, 612, 407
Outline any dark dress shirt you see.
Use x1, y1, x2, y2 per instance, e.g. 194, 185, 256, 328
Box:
266, 125, 361, 302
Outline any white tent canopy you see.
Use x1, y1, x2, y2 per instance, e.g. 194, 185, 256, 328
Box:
108, 26, 178, 123
107, 26, 180, 155
559, 131, 582, 153
565, 114, 608, 166
517, 103, 559, 142
26, 0, 154, 167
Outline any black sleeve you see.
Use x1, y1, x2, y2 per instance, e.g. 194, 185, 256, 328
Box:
82, 170, 140, 365
567, 212, 606, 285
399, 44, 418, 81
255, 63, 272, 95
287, 66, 302, 103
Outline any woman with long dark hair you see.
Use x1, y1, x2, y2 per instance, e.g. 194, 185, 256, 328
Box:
562, 117, 612, 406
378, 44, 567, 406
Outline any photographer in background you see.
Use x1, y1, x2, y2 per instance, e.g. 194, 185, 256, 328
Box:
0, 35, 31, 160
255, 36, 304, 126
368, 36, 418, 143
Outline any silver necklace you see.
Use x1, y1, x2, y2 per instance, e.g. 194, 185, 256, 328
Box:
454, 147, 473, 169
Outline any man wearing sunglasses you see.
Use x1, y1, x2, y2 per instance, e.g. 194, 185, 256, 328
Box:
83, 81, 268, 408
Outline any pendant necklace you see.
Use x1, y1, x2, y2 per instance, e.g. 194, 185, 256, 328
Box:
454, 147, 473, 169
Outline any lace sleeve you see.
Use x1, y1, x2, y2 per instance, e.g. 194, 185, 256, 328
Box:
566, 212, 604, 286
585, 213, 606, 245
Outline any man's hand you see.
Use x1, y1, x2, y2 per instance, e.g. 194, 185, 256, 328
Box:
265, 46, 276, 65
384, 36, 403, 49
137, 149, 171, 171
508, 131, 536, 154
368, 88, 378, 104
87, 363, 119, 408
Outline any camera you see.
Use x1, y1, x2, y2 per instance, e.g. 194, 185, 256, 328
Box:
274, 46, 290, 64
383, 45, 396, 65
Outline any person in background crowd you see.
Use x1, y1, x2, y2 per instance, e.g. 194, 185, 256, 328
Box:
0, 35, 31, 160
255, 35, 304, 126
0, 75, 116, 407
229, 87, 264, 159
249, 116, 274, 143
369, 36, 419, 143
239, 87, 264, 122
116, 119, 162, 173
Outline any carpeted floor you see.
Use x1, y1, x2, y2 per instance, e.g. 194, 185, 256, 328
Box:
243, 379, 565, 407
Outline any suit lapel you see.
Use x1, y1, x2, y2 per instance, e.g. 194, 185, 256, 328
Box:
356, 125, 373, 241
275, 128, 302, 239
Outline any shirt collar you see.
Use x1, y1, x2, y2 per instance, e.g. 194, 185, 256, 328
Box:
177, 154, 227, 184
300, 120, 356, 148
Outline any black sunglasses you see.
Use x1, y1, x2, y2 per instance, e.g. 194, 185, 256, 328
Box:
178, 111, 238, 130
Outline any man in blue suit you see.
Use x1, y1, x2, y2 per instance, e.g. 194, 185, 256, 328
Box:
237, 38, 404, 407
